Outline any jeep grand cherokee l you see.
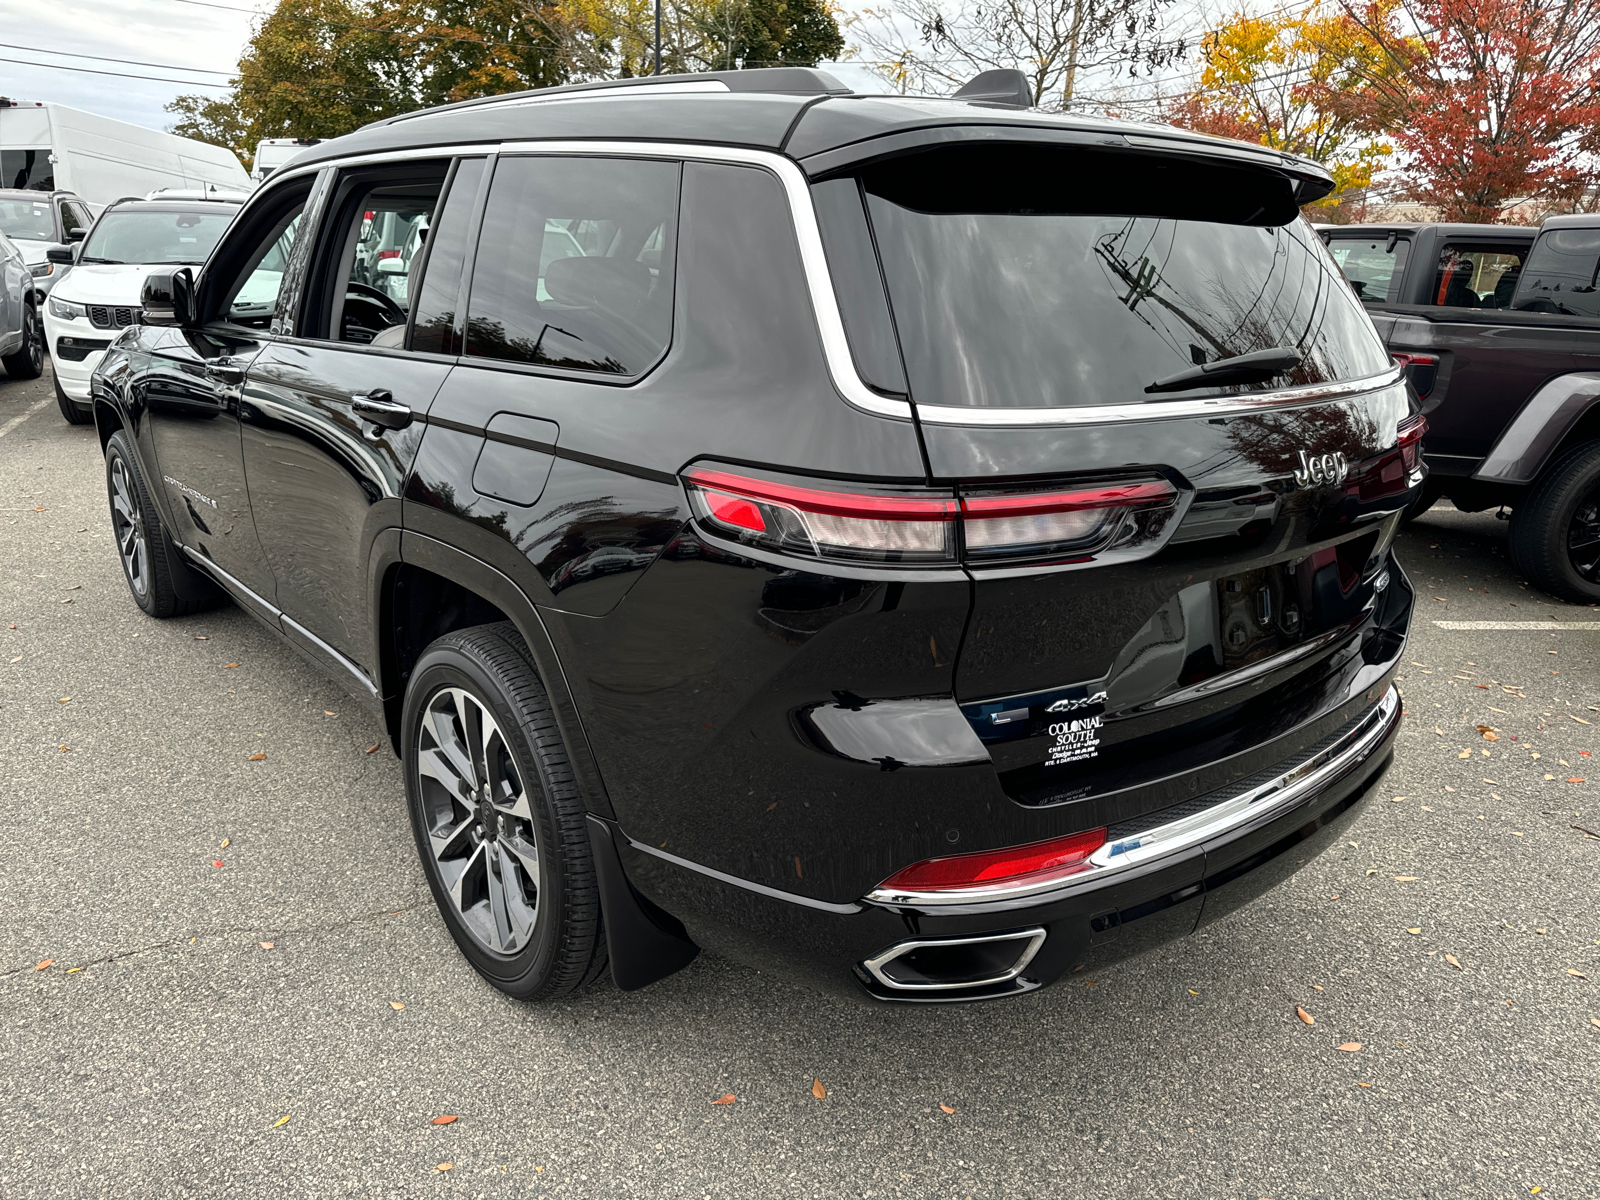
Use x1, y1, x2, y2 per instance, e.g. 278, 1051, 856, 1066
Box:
89, 67, 1417, 1004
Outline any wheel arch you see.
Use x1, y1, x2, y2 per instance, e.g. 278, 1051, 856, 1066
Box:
1474, 371, 1600, 487
385, 532, 616, 823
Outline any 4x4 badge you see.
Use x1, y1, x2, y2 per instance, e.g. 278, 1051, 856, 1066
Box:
1293, 450, 1349, 488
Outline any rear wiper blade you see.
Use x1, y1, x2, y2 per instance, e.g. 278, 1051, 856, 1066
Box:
1145, 347, 1303, 395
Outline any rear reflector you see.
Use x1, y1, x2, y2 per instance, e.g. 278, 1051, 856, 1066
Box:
684, 468, 1178, 566
876, 828, 1108, 893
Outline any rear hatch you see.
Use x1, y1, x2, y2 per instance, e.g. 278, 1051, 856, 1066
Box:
815, 138, 1418, 833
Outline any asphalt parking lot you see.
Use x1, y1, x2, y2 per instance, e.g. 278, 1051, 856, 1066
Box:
2, 361, 1597, 1200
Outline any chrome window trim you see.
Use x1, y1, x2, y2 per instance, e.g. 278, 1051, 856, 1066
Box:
867, 685, 1400, 908
261, 139, 1401, 426
860, 928, 1047, 992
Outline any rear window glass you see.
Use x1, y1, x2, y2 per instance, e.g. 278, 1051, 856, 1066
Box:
1431, 244, 1526, 310
856, 145, 1390, 410
1326, 235, 1410, 303
1513, 227, 1600, 317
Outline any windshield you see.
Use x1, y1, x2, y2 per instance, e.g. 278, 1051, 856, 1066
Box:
0, 196, 55, 241
79, 209, 233, 266
853, 145, 1390, 409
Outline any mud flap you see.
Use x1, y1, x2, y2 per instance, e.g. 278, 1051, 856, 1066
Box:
585, 814, 700, 991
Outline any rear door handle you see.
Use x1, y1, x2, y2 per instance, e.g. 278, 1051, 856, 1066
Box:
352, 389, 413, 430
207, 357, 246, 386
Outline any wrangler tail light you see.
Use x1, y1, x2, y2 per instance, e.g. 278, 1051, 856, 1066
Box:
684, 468, 1179, 566
876, 828, 1108, 893
1392, 351, 1438, 398
1397, 413, 1426, 474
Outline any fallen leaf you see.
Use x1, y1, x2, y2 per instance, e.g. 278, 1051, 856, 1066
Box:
1394, 876, 1418, 882
434, 1162, 453, 1173
390, 1000, 406, 1010
1407, 928, 1422, 935
212, 860, 223, 868
1483, 732, 1498, 742
365, 743, 381, 754
1590, 1018, 1600, 1029
34, 959, 53, 971
1312, 985, 1324, 991
1296, 1006, 1315, 1025
219, 837, 230, 850
1446, 954, 1462, 970
1574, 715, 1592, 725
66, 967, 80, 973
711, 1093, 736, 1105
224, 663, 239, 669
193, 635, 208, 640
258, 941, 273, 950
272, 1115, 290, 1128
57, 696, 69, 703
1569, 777, 1587, 784
1457, 750, 1472, 759
58, 744, 69, 753
940, 1104, 956, 1114
1355, 1081, 1372, 1087
1337, 1042, 1362, 1052
431, 1115, 459, 1125
323, 710, 336, 717
811, 1078, 826, 1100
1366, 869, 1378, 876
1568, 969, 1588, 979
1188, 989, 1200, 995
246, 751, 266, 761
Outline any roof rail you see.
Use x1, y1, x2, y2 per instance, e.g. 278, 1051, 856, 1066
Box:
373, 66, 851, 127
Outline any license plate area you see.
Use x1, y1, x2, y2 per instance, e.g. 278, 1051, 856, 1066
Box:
1217, 564, 1302, 671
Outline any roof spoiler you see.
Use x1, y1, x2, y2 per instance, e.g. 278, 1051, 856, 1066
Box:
953, 69, 1033, 109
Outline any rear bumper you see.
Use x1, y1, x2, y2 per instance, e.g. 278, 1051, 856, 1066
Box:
617, 682, 1400, 1002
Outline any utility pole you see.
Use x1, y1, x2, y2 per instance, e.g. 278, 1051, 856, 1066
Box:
654, 0, 662, 74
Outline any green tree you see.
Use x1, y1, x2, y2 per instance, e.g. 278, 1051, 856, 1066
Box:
165, 95, 256, 172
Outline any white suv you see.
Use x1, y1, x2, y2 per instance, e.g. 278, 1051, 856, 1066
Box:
44, 198, 239, 423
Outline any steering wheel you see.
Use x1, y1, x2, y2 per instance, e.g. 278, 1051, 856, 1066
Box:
345, 281, 405, 326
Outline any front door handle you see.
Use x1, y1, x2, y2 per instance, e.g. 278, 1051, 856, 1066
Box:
207, 357, 246, 386
352, 389, 413, 431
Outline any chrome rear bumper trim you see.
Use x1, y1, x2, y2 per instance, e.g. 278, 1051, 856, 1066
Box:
860, 928, 1047, 992
866, 685, 1400, 908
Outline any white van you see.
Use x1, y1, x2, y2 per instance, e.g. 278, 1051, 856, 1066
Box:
252, 138, 323, 184
0, 99, 250, 211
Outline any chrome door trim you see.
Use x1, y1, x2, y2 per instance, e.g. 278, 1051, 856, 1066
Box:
262, 139, 1402, 426
867, 685, 1400, 908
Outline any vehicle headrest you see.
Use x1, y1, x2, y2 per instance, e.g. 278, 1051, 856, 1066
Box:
543, 256, 651, 312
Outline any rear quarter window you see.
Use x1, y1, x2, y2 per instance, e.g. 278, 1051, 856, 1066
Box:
1513, 227, 1600, 317
849, 143, 1390, 410
1326, 236, 1410, 304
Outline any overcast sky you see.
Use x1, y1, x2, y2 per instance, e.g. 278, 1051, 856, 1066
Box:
0, 0, 1207, 143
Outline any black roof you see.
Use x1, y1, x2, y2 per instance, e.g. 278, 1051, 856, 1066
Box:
284, 67, 1336, 196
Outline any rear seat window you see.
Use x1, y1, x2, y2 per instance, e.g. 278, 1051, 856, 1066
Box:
465, 156, 679, 376
1431, 244, 1526, 309
1513, 227, 1600, 317
851, 143, 1390, 410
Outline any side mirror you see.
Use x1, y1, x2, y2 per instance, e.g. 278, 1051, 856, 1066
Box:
142, 268, 196, 327
46, 246, 74, 265
67, 228, 86, 242
376, 257, 407, 275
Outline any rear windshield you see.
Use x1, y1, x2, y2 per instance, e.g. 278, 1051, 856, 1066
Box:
855, 145, 1390, 409
1512, 227, 1600, 317
80, 209, 233, 267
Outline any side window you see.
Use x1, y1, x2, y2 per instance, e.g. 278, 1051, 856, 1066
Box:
409, 158, 486, 355
1513, 228, 1600, 317
1326, 236, 1410, 304
465, 156, 680, 376
221, 207, 306, 328
59, 201, 89, 239
1432, 244, 1526, 309
309, 169, 446, 346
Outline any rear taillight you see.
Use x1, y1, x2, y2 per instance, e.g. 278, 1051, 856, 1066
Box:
876, 828, 1108, 893
1398, 413, 1426, 476
684, 468, 1179, 567
1392, 351, 1439, 399
377, 249, 402, 260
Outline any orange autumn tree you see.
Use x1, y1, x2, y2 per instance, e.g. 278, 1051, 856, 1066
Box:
1339, 0, 1600, 220
1162, 6, 1395, 213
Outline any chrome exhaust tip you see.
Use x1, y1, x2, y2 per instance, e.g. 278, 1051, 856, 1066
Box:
860, 928, 1046, 993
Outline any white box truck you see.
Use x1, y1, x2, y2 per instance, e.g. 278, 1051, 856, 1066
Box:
0, 99, 250, 211
252, 138, 323, 183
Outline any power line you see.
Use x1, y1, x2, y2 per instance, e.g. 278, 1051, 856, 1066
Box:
0, 55, 236, 89
0, 41, 236, 76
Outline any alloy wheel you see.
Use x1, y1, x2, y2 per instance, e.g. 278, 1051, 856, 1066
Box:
25, 306, 41, 374
415, 686, 541, 955
1567, 490, 1600, 582
109, 456, 150, 598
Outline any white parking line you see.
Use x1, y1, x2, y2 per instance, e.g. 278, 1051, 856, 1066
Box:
0, 395, 53, 442
1434, 620, 1600, 630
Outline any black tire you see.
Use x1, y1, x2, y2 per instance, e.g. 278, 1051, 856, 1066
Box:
104, 430, 215, 618
2, 300, 44, 381
1509, 439, 1600, 603
402, 622, 608, 1000
54, 371, 92, 425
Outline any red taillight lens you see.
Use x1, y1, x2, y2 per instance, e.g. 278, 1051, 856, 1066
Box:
1392, 351, 1439, 398
685, 468, 1179, 566
1397, 413, 1427, 473
878, 828, 1108, 893
377, 249, 402, 260
961, 481, 1178, 560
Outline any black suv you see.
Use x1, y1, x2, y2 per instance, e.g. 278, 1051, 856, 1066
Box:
91, 68, 1417, 1004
